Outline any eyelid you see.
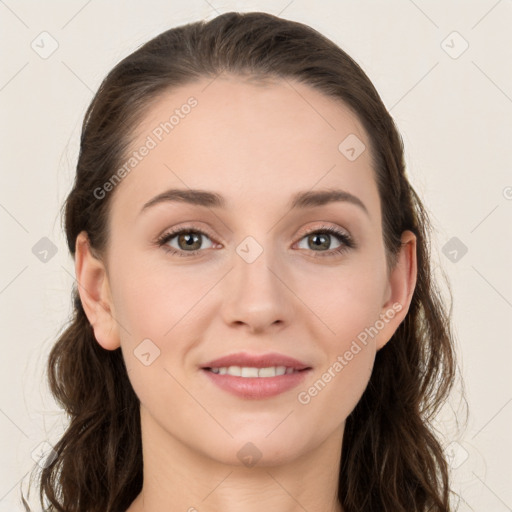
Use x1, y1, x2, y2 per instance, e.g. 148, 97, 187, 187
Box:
155, 221, 355, 256
156, 221, 219, 243
295, 222, 350, 240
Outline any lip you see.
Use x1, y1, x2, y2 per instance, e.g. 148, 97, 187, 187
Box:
201, 367, 312, 399
200, 351, 312, 400
201, 351, 311, 370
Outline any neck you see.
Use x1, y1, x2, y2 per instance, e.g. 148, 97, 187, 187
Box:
126, 405, 345, 512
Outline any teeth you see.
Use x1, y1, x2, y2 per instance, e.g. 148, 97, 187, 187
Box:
241, 367, 259, 377
208, 365, 298, 377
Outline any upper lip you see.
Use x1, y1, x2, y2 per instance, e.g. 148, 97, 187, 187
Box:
201, 352, 311, 370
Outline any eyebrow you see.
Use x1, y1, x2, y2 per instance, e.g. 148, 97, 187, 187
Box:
140, 188, 369, 216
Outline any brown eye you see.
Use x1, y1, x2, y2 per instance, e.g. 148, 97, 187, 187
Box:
295, 226, 355, 258
300, 232, 340, 251
157, 229, 215, 256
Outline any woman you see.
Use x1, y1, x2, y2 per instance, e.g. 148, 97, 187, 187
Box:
23, 11, 457, 512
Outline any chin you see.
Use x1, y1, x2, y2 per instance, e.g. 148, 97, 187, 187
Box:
203, 432, 309, 468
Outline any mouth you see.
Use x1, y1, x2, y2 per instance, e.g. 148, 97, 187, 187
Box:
203, 366, 310, 377
199, 351, 312, 399
200, 351, 311, 372
200, 359, 312, 399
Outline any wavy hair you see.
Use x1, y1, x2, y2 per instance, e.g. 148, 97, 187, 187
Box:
22, 11, 459, 511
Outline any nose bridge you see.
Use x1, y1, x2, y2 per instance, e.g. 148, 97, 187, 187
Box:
221, 233, 293, 332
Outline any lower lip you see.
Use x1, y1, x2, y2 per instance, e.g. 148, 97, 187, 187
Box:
201, 368, 311, 399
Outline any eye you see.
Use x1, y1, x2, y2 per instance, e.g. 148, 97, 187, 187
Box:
156, 223, 355, 258
294, 225, 355, 258
156, 227, 215, 257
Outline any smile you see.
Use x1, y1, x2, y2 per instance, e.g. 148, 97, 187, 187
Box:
206, 366, 305, 377
201, 367, 312, 399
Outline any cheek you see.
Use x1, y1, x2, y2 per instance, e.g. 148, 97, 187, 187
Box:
114, 271, 200, 408
110, 253, 210, 337
110, 259, 215, 394
294, 258, 385, 408
294, 257, 387, 341
293, 339, 376, 452
297, 334, 376, 427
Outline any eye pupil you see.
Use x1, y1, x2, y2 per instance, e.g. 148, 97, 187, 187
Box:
310, 233, 329, 250
180, 232, 201, 249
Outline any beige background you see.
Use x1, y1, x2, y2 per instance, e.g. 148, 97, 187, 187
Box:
1, 0, 511, 510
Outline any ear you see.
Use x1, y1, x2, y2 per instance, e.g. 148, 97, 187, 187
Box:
74, 231, 120, 350
376, 230, 417, 351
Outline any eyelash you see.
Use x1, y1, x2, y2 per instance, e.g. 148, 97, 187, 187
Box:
155, 224, 356, 259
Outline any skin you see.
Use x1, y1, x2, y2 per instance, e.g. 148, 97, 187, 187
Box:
75, 75, 417, 512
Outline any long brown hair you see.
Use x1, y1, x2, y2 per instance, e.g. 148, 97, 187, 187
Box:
22, 11, 458, 511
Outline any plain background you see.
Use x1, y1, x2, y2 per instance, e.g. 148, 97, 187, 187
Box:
1, 0, 511, 510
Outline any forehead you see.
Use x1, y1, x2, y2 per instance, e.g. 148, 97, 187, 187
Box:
109, 75, 379, 224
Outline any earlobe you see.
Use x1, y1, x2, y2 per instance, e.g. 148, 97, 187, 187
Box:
376, 230, 418, 351
74, 231, 120, 350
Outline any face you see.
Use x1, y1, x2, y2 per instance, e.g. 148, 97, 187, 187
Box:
77, 75, 416, 467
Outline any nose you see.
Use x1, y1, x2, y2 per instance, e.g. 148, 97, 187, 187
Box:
220, 241, 295, 334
